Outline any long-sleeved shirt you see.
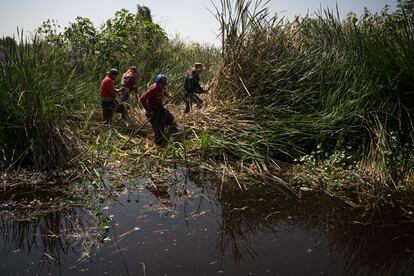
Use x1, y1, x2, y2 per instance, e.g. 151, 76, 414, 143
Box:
99, 76, 117, 101
183, 72, 203, 95
140, 83, 170, 112
121, 70, 137, 91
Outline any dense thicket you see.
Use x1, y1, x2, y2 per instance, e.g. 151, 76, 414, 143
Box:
212, 0, 414, 183
0, 5, 217, 169
1, 0, 413, 188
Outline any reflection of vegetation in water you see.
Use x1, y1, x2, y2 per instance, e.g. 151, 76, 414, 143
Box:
217, 182, 291, 264
1, 165, 413, 274
331, 221, 414, 275
0, 182, 102, 273
147, 182, 172, 207
0, 208, 98, 273
215, 174, 414, 274
130, 164, 414, 275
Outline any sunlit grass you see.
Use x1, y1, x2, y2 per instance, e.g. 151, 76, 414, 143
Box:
210, 0, 414, 185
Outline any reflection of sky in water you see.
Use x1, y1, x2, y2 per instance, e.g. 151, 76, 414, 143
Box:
0, 167, 413, 275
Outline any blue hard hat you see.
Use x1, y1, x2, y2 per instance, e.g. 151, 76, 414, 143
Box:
155, 74, 167, 84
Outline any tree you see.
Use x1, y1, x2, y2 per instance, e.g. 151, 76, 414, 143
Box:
63, 16, 98, 58
137, 5, 153, 22
36, 19, 64, 46
97, 7, 167, 67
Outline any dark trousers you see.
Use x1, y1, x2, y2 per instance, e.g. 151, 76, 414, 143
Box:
101, 100, 126, 124
182, 92, 203, 113
150, 107, 177, 145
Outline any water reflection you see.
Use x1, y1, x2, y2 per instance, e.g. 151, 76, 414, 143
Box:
0, 186, 97, 275
0, 166, 413, 275
212, 169, 414, 275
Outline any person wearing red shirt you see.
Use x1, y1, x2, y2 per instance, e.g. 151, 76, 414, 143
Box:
140, 74, 177, 145
120, 66, 138, 102
99, 68, 126, 124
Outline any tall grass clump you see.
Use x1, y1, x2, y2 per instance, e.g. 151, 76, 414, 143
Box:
0, 33, 92, 169
212, 0, 414, 183
0, 5, 219, 170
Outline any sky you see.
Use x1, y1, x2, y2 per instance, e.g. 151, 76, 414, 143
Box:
0, 0, 398, 46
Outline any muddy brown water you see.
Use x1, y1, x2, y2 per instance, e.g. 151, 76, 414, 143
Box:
0, 167, 414, 275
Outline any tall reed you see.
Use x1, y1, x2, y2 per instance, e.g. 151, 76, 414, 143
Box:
212, 0, 414, 182
0, 33, 92, 169
0, 17, 219, 170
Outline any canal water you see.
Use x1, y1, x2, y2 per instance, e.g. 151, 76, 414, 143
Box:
0, 166, 413, 275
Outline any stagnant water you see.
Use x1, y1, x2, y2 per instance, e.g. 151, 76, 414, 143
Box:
1, 167, 414, 275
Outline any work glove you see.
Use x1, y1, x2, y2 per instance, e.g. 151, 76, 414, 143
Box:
145, 111, 154, 119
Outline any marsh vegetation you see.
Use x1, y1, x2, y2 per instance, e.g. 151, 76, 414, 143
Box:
1, 0, 414, 274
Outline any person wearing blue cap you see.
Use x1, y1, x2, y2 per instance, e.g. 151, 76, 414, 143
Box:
140, 74, 177, 145
99, 68, 127, 124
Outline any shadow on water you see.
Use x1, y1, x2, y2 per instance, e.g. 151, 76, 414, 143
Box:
0, 166, 413, 275
0, 185, 98, 275
217, 178, 414, 275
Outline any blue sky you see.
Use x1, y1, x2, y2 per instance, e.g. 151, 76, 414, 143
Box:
0, 0, 397, 46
